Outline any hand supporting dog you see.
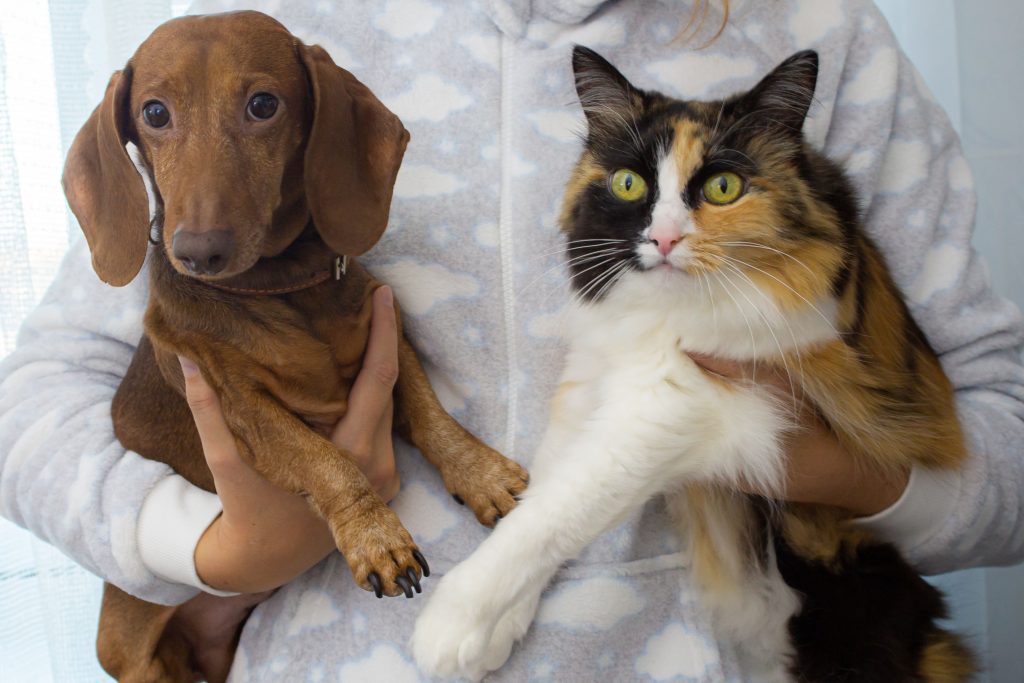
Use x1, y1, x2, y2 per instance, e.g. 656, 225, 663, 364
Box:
187, 285, 403, 594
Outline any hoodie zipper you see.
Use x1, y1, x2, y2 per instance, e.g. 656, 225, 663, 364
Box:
499, 33, 519, 458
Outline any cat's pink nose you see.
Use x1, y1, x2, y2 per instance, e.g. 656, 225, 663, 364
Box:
650, 225, 682, 256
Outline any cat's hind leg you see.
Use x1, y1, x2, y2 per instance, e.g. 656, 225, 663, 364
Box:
669, 488, 799, 683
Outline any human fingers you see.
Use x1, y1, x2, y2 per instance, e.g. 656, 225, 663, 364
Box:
687, 351, 796, 398
332, 285, 399, 448
686, 352, 747, 380
179, 356, 244, 478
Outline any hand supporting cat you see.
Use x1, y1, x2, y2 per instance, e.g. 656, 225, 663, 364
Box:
688, 353, 910, 516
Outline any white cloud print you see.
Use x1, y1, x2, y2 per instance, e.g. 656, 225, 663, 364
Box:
391, 482, 457, 543
908, 243, 967, 305
373, 0, 442, 40
393, 163, 466, 198
337, 644, 422, 683
372, 260, 479, 316
635, 622, 716, 680
537, 576, 646, 630
385, 74, 472, 123
286, 589, 340, 636
527, 110, 584, 144
646, 53, 758, 98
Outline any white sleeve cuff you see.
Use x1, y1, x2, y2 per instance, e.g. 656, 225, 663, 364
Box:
136, 474, 239, 597
852, 464, 964, 552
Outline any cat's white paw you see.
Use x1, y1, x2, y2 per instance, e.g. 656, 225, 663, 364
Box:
411, 568, 527, 681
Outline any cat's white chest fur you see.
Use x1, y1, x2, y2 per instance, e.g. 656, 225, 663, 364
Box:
412, 271, 816, 681
585, 268, 839, 360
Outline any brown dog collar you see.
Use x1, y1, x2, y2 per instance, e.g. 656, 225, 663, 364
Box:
205, 255, 348, 296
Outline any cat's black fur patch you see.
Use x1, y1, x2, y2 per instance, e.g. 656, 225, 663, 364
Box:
775, 531, 951, 682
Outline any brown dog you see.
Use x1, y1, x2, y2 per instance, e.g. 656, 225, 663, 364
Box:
62, 10, 528, 683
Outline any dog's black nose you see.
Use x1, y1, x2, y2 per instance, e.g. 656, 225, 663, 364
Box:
172, 229, 235, 275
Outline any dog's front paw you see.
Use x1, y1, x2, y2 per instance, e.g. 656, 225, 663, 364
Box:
411, 568, 520, 681
331, 497, 429, 599
442, 444, 530, 527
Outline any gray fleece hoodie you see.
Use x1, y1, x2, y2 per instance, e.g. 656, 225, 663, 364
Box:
2, 0, 1023, 680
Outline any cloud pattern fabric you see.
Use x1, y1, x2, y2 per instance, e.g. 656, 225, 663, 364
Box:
2, 0, 1024, 681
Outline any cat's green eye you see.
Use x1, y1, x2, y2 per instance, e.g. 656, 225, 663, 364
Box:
702, 172, 744, 205
609, 169, 648, 202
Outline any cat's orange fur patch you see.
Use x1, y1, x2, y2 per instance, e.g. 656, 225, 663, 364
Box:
672, 120, 705, 186
559, 152, 606, 232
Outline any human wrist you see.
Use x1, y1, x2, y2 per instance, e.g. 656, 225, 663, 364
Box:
194, 515, 275, 594
194, 507, 336, 594
782, 422, 909, 515
852, 465, 963, 554
137, 474, 237, 596
836, 464, 909, 517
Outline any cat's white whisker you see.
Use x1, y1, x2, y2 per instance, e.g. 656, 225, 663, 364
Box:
535, 238, 631, 259
717, 249, 839, 336
717, 258, 802, 415
709, 269, 759, 376
518, 248, 629, 297
576, 258, 631, 303
592, 260, 633, 302
713, 263, 792, 401
700, 270, 719, 336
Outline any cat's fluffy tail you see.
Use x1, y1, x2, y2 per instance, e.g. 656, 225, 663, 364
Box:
918, 629, 977, 683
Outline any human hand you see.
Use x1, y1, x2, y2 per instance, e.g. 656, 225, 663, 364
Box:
188, 285, 402, 593
687, 353, 909, 516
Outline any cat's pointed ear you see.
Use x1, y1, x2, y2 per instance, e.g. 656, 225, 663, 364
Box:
741, 50, 819, 134
572, 45, 643, 134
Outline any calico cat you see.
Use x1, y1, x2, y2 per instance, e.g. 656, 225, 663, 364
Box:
411, 47, 975, 682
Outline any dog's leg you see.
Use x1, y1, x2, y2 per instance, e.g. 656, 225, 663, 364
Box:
97, 583, 192, 683
395, 337, 529, 526
223, 391, 426, 598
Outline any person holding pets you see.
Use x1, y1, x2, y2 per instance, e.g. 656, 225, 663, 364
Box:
2, 0, 1023, 681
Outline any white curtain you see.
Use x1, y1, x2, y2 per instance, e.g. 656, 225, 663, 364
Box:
0, 1, 1021, 681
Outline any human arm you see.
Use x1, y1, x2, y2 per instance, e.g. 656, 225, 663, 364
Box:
0, 239, 199, 604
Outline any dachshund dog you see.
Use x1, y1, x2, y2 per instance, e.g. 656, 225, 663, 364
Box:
62, 11, 528, 682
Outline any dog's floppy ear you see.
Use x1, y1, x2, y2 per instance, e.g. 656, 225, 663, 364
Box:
62, 67, 150, 286
299, 44, 409, 256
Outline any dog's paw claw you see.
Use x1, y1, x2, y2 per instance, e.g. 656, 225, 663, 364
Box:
396, 575, 414, 598
406, 567, 422, 593
413, 549, 431, 578
443, 447, 531, 528
368, 572, 383, 599
333, 502, 426, 598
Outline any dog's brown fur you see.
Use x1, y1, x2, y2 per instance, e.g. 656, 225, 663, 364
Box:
63, 11, 528, 682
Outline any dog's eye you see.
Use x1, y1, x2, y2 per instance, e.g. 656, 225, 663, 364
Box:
142, 101, 170, 128
247, 93, 278, 120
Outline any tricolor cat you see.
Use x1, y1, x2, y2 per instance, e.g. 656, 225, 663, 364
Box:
412, 47, 975, 682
